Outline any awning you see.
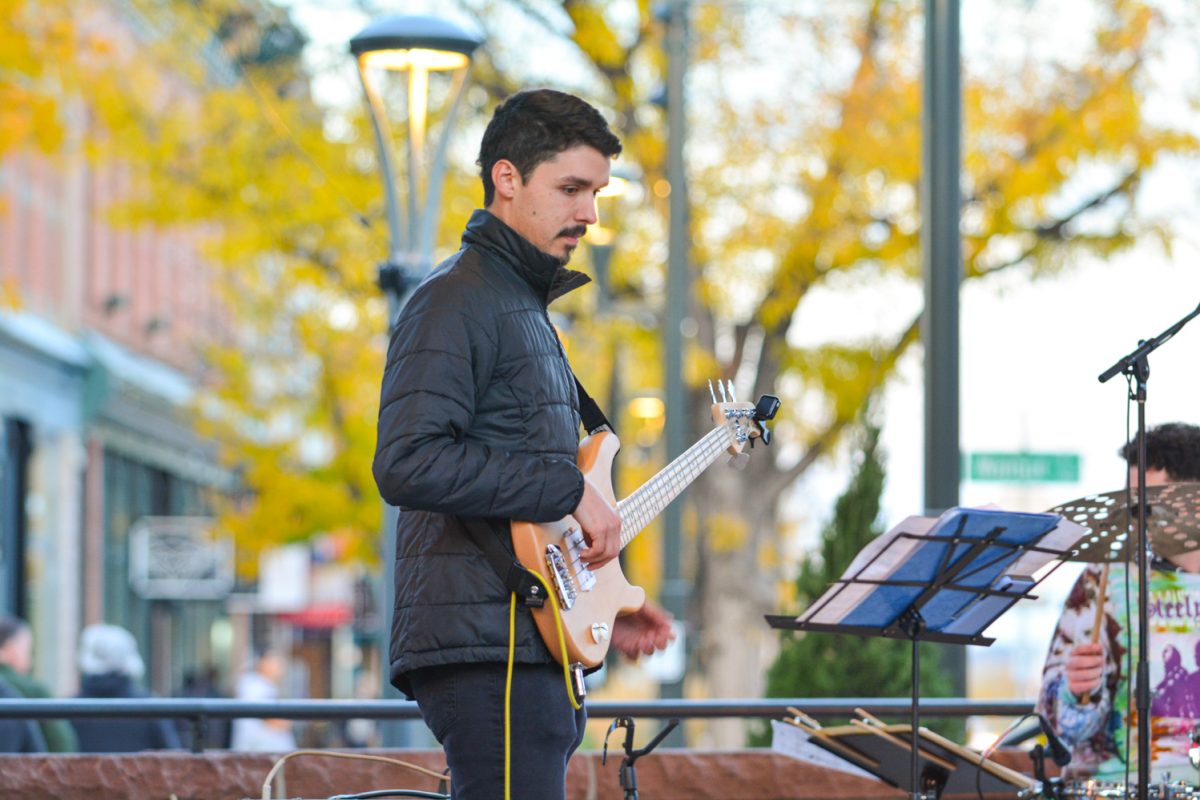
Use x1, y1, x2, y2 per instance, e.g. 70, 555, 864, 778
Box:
277, 603, 353, 630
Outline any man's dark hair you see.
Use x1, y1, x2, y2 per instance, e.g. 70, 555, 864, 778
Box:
1119, 422, 1200, 481
477, 89, 622, 206
0, 616, 28, 649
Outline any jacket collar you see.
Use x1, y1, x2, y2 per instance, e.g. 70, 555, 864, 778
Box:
461, 209, 590, 304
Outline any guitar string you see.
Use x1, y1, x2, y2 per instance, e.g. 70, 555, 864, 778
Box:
565, 425, 727, 570
622, 428, 717, 538
616, 422, 736, 547
561, 416, 744, 593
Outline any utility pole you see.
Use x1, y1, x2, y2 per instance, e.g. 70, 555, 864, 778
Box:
921, 0, 965, 697
662, 0, 690, 707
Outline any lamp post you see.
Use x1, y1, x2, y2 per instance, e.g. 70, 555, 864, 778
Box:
350, 15, 482, 743
589, 174, 633, 495
350, 14, 483, 328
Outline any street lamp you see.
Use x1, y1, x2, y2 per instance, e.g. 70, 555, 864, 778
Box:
350, 14, 484, 328
588, 170, 637, 495
589, 175, 630, 315
350, 14, 482, 743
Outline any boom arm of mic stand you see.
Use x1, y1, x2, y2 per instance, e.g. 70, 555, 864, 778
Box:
630, 719, 680, 760
1098, 300, 1200, 384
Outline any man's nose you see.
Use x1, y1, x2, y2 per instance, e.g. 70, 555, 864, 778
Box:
578, 195, 598, 224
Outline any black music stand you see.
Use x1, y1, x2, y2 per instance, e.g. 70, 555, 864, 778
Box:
767, 506, 1083, 800
778, 714, 1039, 799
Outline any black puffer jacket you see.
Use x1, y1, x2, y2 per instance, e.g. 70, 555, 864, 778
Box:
373, 209, 589, 697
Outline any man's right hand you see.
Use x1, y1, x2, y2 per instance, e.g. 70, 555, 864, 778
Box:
573, 477, 622, 570
1066, 642, 1105, 698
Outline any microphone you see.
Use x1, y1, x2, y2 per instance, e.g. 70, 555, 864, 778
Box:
1038, 714, 1073, 767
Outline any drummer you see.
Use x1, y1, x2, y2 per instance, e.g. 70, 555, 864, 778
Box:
1038, 422, 1200, 782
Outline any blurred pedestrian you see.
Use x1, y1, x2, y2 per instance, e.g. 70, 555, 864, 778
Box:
342, 669, 377, 749
230, 648, 296, 752
176, 664, 230, 749
0, 674, 45, 753
68, 624, 181, 752
0, 615, 78, 752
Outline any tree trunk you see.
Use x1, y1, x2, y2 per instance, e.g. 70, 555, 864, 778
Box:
687, 422, 783, 747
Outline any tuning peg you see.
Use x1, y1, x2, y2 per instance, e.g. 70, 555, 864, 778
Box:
726, 381, 738, 402
718, 382, 728, 403
757, 422, 772, 447
707, 380, 718, 403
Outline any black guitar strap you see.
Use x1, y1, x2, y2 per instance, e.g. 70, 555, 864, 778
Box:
459, 516, 548, 608
459, 375, 613, 608
574, 375, 613, 436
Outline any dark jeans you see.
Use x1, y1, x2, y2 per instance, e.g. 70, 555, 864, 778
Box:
408, 662, 587, 800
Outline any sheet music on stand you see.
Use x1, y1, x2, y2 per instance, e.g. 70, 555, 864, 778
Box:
766, 506, 1086, 799
775, 506, 1085, 644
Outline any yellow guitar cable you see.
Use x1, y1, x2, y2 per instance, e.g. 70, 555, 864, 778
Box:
504, 569, 581, 800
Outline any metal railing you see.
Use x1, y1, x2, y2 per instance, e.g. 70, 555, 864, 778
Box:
0, 697, 1034, 753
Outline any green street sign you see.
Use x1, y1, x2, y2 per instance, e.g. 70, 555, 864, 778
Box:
966, 452, 1080, 483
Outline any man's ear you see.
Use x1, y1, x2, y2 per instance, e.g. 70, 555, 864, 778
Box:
491, 158, 521, 201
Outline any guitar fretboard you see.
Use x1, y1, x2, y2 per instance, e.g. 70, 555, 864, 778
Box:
615, 423, 735, 547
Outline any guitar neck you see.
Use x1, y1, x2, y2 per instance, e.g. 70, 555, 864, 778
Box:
615, 424, 735, 548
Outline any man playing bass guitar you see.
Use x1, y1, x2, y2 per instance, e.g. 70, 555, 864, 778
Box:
372, 89, 674, 800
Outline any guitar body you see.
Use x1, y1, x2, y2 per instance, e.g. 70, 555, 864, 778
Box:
511, 431, 646, 668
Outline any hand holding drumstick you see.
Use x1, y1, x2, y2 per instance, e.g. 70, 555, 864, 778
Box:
1067, 564, 1109, 703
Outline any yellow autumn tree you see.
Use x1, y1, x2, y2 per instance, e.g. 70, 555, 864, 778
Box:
86, 2, 397, 564
1, 0, 394, 563
0, 0, 118, 304
0, 0, 83, 156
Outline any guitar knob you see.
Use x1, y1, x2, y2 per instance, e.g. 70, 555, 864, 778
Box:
590, 623, 610, 643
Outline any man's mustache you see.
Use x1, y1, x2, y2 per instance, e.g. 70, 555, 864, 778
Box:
557, 226, 587, 240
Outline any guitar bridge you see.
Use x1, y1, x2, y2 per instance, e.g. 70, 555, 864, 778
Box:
544, 544, 577, 610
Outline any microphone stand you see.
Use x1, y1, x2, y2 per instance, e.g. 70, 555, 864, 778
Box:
1098, 300, 1200, 800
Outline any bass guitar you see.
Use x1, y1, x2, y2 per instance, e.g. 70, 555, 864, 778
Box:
511, 386, 780, 667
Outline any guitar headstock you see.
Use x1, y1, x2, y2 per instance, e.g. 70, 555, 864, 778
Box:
708, 380, 781, 456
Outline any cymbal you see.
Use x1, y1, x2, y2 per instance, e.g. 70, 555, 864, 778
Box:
1050, 483, 1200, 563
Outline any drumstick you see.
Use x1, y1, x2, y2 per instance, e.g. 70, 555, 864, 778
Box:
1079, 563, 1110, 707
1090, 564, 1110, 645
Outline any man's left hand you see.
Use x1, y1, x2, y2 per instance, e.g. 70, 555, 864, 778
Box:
612, 602, 676, 659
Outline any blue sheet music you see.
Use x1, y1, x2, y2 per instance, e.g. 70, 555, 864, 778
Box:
838, 507, 1060, 634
